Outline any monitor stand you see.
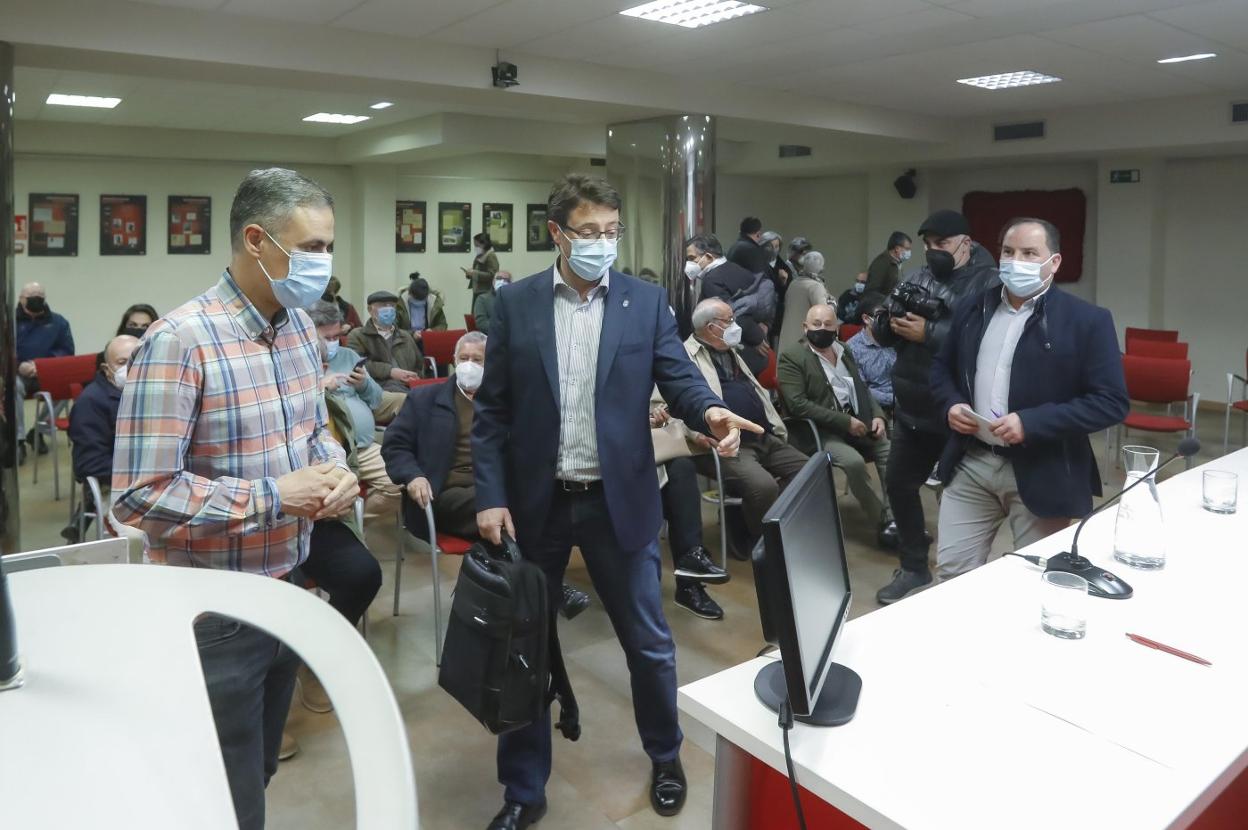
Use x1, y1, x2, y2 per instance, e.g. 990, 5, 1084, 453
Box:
754, 660, 861, 727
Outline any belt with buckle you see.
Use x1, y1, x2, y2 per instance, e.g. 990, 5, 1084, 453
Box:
556, 479, 601, 493
972, 438, 1012, 458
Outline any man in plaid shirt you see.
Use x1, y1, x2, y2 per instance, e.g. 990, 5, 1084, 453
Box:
113, 168, 357, 830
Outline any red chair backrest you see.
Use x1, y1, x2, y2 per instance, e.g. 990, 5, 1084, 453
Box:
422, 329, 465, 369
1122, 355, 1190, 404
1124, 327, 1178, 345
407, 377, 448, 389
838, 323, 862, 343
1127, 340, 1188, 359
464, 315, 477, 332
31, 355, 99, 401
757, 348, 779, 391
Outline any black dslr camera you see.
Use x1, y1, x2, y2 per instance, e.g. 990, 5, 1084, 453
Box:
881, 281, 948, 322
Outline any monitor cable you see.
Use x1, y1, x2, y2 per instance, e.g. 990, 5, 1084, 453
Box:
778, 699, 808, 830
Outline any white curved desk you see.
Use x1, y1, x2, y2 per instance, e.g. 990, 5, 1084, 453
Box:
0, 564, 418, 829
680, 449, 1248, 829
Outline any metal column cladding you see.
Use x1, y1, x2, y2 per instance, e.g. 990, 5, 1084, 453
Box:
606, 114, 717, 324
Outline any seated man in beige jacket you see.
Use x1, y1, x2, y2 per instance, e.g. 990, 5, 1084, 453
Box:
660, 299, 809, 559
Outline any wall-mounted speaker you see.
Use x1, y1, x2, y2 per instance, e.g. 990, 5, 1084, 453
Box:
893, 168, 917, 199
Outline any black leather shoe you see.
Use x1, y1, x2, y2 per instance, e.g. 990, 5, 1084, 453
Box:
651, 758, 687, 816
559, 583, 590, 620
674, 546, 729, 583
486, 800, 547, 830
674, 583, 724, 620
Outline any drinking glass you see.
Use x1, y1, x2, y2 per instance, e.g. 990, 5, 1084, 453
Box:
1202, 470, 1238, 514
1041, 571, 1088, 640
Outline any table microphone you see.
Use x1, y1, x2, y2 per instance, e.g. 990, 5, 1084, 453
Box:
1044, 437, 1200, 600
0, 554, 22, 691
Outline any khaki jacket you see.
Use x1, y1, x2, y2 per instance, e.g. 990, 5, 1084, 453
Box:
678, 335, 786, 445
395, 286, 448, 333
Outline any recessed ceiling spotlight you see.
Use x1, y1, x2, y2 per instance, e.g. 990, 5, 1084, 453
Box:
46, 93, 121, 108
620, 0, 767, 29
956, 71, 1062, 90
303, 112, 371, 124
369, 101, 394, 109
1157, 53, 1216, 64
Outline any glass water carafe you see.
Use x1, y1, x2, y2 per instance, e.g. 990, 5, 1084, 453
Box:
1113, 445, 1166, 570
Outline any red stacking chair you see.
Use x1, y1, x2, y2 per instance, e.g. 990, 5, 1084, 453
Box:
406, 376, 447, 389
392, 497, 473, 666
30, 354, 99, 500
1119, 355, 1199, 468
1124, 327, 1179, 354
1127, 340, 1188, 359
421, 328, 466, 377
756, 348, 779, 393
1225, 349, 1248, 455
837, 322, 862, 343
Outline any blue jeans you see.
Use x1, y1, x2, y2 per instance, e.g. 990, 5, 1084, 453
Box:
497, 486, 682, 806
195, 614, 301, 830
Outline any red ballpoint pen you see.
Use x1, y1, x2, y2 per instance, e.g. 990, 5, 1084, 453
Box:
1125, 633, 1212, 667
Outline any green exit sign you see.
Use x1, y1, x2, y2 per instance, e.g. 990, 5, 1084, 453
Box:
1110, 169, 1141, 184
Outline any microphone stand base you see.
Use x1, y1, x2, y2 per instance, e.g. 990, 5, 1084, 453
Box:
1046, 552, 1133, 600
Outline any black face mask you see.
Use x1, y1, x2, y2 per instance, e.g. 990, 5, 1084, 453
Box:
926, 248, 955, 280
806, 328, 837, 349
25, 297, 46, 314
123, 325, 148, 339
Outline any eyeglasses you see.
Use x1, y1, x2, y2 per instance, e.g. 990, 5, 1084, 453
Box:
713, 317, 736, 327
561, 225, 627, 241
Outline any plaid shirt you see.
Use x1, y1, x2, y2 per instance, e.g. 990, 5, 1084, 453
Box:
113, 271, 346, 577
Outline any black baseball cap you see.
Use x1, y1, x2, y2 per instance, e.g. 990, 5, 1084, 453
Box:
918, 209, 970, 239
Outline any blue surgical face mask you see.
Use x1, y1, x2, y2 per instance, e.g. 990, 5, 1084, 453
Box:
853, 282, 866, 294
999, 255, 1055, 299
258, 229, 332, 309
899, 249, 912, 262
560, 230, 617, 283
376, 306, 397, 327
325, 339, 340, 360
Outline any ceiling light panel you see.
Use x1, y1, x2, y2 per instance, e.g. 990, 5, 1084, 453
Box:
1157, 53, 1216, 64
302, 112, 370, 124
620, 0, 768, 29
956, 71, 1062, 90
46, 93, 122, 108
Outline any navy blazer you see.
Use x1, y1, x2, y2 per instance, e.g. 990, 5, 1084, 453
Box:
472, 267, 725, 552
380, 378, 460, 540
68, 375, 121, 481
931, 286, 1129, 519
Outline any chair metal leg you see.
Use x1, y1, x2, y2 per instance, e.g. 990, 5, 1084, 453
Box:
86, 476, 106, 541
392, 510, 404, 616
424, 502, 445, 666
68, 477, 78, 534
50, 426, 60, 501
711, 452, 728, 572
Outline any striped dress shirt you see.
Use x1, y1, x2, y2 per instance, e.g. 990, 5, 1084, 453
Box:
113, 271, 346, 577
552, 266, 609, 482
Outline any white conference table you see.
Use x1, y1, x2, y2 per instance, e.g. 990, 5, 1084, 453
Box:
0, 564, 243, 829
680, 448, 1248, 830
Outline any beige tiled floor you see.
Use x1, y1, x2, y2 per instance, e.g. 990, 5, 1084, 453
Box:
13, 409, 1234, 828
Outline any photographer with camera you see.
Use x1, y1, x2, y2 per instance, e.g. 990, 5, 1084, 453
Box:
871, 209, 999, 604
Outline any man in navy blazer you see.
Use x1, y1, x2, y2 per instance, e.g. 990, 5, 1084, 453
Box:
931, 218, 1128, 583
472, 174, 760, 830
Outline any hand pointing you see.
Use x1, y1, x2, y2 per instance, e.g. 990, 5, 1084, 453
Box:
704, 406, 764, 458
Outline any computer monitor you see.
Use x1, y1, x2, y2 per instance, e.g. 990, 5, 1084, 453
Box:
751, 451, 861, 727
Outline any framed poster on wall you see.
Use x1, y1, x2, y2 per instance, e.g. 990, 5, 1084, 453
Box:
168, 195, 212, 254
482, 202, 513, 252
100, 194, 147, 256
438, 202, 471, 254
526, 203, 554, 252
396, 200, 426, 253
962, 188, 1086, 283
27, 193, 79, 257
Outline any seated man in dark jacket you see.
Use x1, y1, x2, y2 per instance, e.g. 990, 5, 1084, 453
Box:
686, 233, 769, 376
932, 218, 1128, 582
778, 304, 895, 548
870, 209, 999, 605
17, 281, 76, 455
347, 290, 425, 393
381, 331, 590, 617
61, 333, 139, 541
